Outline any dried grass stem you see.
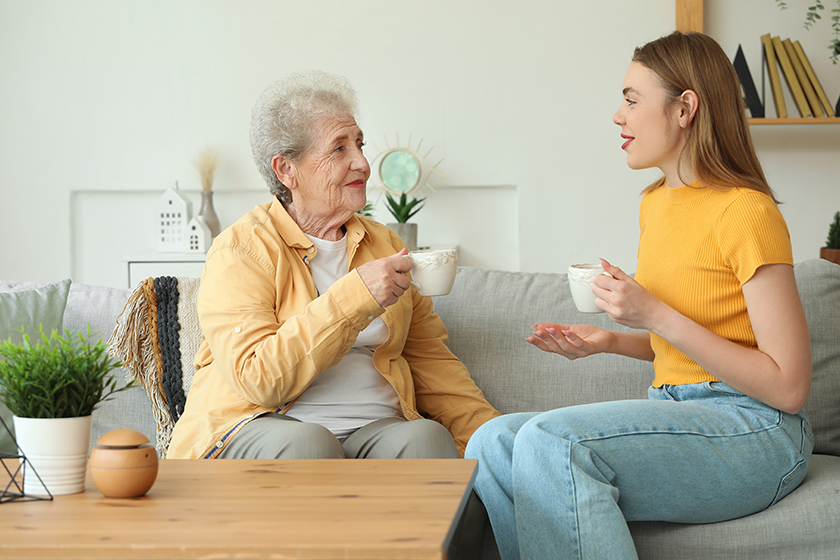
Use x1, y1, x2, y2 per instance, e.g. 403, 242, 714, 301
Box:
194, 146, 219, 191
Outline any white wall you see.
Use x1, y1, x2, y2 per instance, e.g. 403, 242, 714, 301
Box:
1, 0, 838, 287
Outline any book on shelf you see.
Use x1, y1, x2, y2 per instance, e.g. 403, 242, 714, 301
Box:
760, 34, 787, 118
792, 40, 836, 118
771, 36, 812, 118
783, 39, 823, 117
733, 45, 764, 118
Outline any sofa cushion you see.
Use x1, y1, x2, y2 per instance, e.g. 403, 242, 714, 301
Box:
0, 279, 72, 454
0, 279, 72, 340
794, 259, 840, 456
629, 454, 840, 560
62, 282, 157, 448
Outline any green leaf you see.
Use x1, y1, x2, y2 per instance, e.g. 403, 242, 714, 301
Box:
385, 192, 426, 223
0, 324, 135, 418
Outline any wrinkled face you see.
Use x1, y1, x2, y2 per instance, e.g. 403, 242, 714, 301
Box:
289, 114, 370, 223
612, 62, 684, 174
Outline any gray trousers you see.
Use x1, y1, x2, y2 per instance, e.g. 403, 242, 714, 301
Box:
220, 414, 460, 459
220, 414, 486, 560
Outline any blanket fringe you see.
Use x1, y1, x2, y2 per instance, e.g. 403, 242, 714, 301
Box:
108, 278, 173, 458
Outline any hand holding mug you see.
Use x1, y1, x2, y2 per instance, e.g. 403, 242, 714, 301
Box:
357, 249, 413, 308
593, 258, 665, 330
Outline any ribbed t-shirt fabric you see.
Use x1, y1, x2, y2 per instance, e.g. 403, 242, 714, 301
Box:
634, 182, 793, 387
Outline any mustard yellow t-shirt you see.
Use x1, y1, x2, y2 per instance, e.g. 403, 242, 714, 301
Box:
634, 182, 793, 387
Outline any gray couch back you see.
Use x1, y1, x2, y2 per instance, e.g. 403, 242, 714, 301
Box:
432, 268, 652, 414
4, 258, 838, 458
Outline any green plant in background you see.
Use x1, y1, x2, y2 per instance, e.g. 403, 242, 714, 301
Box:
0, 326, 133, 418
385, 192, 426, 223
356, 200, 375, 218
826, 211, 840, 248
774, 0, 840, 63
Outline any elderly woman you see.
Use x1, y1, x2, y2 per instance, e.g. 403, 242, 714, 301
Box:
167, 71, 499, 467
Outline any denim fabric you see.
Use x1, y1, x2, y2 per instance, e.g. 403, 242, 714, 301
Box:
465, 382, 813, 560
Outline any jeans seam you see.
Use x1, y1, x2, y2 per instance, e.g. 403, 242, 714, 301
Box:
768, 457, 807, 508
567, 440, 583, 560
572, 422, 783, 446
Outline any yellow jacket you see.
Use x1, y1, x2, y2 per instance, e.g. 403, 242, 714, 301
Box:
167, 199, 500, 459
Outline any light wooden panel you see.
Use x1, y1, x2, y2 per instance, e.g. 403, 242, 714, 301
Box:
676, 0, 704, 32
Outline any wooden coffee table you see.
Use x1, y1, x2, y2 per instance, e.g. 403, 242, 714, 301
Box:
0, 458, 477, 559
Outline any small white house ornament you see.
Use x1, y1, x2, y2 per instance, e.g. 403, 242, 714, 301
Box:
156, 183, 192, 253
186, 216, 211, 253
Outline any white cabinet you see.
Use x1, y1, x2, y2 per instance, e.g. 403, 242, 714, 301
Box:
122, 251, 206, 289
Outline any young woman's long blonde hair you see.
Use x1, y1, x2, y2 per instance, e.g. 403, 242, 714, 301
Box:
633, 32, 780, 203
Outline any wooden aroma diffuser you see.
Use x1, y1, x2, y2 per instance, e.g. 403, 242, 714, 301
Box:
89, 428, 158, 498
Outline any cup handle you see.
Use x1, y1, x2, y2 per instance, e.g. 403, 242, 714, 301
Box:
405, 253, 421, 291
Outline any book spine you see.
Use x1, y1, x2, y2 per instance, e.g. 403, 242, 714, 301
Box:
772, 36, 812, 118
760, 34, 787, 118
793, 40, 835, 118
783, 39, 823, 117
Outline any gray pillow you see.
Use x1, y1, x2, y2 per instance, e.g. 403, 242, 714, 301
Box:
795, 259, 840, 456
0, 279, 72, 454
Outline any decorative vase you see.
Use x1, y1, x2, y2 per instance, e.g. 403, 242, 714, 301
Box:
388, 222, 418, 251
199, 191, 221, 238
820, 247, 840, 265
13, 415, 92, 496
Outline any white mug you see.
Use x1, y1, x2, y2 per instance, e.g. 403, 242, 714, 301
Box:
568, 263, 612, 313
408, 249, 458, 296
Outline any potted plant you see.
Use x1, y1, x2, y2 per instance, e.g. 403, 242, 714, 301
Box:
0, 325, 132, 496
821, 211, 840, 264
385, 192, 426, 251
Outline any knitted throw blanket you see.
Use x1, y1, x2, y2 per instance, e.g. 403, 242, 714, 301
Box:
108, 276, 202, 457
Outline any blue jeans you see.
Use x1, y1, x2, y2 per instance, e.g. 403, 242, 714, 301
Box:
465, 382, 813, 560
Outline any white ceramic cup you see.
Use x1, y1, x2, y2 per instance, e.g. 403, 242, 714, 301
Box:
568, 263, 612, 313
408, 249, 458, 296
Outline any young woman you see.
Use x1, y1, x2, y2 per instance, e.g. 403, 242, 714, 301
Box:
465, 32, 813, 560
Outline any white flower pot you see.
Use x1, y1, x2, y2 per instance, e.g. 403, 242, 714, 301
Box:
13, 415, 92, 496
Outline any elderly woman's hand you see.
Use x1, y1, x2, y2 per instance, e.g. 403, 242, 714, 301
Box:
357, 248, 414, 308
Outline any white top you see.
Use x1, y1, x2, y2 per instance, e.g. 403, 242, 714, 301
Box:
290, 233, 402, 439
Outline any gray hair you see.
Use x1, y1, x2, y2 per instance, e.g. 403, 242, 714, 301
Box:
249, 70, 359, 204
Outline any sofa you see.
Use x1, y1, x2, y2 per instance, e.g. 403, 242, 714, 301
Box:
1, 258, 838, 559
